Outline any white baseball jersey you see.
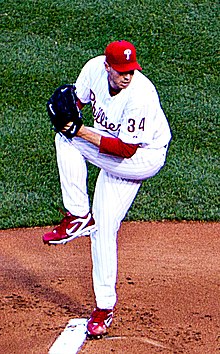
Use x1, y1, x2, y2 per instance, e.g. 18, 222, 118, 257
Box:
55, 55, 172, 310
75, 55, 171, 149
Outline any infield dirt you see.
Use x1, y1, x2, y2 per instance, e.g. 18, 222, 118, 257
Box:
0, 221, 219, 353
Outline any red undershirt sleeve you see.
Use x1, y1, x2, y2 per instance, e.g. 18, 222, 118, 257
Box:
99, 136, 139, 158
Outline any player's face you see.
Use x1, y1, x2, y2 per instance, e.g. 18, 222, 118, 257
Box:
105, 62, 134, 90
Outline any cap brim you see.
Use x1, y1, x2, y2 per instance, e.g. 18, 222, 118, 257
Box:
111, 62, 142, 72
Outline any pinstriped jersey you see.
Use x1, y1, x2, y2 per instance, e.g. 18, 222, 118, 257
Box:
75, 56, 171, 149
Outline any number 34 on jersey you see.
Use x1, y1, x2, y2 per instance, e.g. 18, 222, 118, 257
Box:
127, 117, 146, 133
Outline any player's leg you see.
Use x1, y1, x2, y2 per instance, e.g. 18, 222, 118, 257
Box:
43, 133, 96, 245
71, 130, 167, 181
91, 170, 141, 308
55, 133, 89, 216
87, 170, 141, 336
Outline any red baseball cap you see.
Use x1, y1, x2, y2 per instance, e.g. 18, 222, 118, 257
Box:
105, 40, 142, 72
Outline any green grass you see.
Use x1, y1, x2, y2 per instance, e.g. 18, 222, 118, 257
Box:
0, 0, 219, 228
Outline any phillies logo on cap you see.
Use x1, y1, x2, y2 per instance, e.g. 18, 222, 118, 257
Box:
105, 40, 142, 72
124, 49, 132, 60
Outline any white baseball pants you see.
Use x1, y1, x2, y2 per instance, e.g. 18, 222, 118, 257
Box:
55, 130, 167, 309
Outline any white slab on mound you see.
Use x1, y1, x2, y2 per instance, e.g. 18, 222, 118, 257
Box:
49, 318, 88, 354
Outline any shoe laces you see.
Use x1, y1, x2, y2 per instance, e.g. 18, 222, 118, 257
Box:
54, 212, 75, 234
92, 308, 112, 323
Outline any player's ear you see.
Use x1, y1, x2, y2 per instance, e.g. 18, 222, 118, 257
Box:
104, 61, 111, 72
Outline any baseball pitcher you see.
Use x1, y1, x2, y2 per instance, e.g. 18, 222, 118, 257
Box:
43, 40, 172, 338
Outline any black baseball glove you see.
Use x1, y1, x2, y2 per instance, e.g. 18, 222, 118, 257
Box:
46, 84, 83, 139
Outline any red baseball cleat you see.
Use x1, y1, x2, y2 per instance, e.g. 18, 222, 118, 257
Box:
87, 308, 113, 338
43, 212, 96, 245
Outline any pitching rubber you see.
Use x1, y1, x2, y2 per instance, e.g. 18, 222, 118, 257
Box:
48, 318, 88, 354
